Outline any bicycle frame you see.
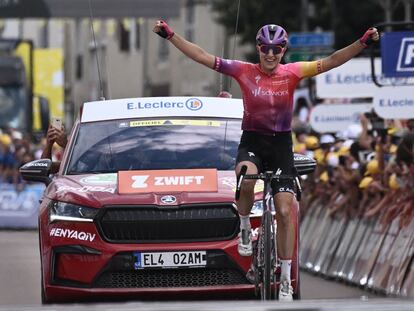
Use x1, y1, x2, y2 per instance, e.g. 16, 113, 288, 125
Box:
236, 167, 298, 300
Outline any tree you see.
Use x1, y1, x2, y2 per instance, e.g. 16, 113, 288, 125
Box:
212, 0, 302, 61
211, 0, 408, 60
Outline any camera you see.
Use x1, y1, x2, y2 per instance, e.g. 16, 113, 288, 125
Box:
364, 110, 385, 131
364, 110, 387, 143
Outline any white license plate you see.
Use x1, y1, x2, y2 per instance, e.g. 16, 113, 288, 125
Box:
133, 251, 207, 269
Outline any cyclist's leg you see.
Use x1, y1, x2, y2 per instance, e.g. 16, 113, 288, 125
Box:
235, 131, 262, 216
266, 131, 295, 300
274, 191, 295, 268
274, 191, 295, 301
235, 132, 262, 256
236, 161, 259, 215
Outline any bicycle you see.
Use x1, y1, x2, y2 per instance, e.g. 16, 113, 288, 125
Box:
235, 165, 302, 300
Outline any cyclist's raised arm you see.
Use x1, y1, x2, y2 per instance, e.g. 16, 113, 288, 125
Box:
319, 27, 379, 73
296, 27, 379, 78
153, 20, 216, 69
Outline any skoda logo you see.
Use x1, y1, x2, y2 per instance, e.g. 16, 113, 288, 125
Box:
160, 195, 177, 204
185, 98, 203, 111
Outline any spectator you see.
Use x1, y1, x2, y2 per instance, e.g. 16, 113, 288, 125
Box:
41, 124, 68, 174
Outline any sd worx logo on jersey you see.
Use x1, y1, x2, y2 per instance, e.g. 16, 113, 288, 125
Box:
251, 87, 288, 97
127, 98, 203, 111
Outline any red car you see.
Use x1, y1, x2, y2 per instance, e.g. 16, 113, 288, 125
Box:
20, 96, 315, 303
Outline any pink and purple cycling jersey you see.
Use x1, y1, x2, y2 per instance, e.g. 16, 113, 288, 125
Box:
214, 57, 320, 134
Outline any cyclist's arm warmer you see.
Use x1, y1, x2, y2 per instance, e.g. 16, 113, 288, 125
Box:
213, 57, 247, 77
294, 60, 324, 78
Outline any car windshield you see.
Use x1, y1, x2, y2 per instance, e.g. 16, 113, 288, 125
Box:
66, 117, 242, 174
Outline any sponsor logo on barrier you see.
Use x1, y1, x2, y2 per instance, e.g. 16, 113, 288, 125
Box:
118, 169, 218, 194
316, 58, 407, 98
310, 103, 371, 133
0, 184, 44, 220
373, 86, 414, 119
50, 228, 96, 242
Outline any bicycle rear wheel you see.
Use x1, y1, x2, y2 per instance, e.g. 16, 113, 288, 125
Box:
261, 210, 273, 300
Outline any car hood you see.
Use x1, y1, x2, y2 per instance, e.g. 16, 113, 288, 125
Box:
45, 171, 252, 208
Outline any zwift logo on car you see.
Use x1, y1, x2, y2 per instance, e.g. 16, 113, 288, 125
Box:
127, 98, 203, 111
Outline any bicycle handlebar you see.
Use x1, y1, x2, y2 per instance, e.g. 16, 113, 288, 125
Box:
235, 165, 299, 201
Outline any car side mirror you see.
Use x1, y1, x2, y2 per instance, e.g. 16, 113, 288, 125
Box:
19, 159, 52, 185
294, 153, 316, 175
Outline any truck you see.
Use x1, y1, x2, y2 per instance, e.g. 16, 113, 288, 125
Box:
0, 39, 64, 135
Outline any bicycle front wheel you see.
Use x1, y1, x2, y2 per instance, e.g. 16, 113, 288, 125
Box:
261, 210, 273, 300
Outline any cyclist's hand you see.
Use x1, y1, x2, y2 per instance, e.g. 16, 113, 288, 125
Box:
359, 27, 379, 47
153, 20, 175, 40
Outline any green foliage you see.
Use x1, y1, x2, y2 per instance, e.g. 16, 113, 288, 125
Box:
212, 0, 302, 61
212, 0, 409, 60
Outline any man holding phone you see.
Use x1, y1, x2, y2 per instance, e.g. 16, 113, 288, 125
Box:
41, 118, 67, 173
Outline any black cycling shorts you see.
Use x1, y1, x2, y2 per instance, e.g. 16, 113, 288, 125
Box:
236, 131, 295, 195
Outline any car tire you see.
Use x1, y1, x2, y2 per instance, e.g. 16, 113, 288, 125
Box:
293, 269, 301, 300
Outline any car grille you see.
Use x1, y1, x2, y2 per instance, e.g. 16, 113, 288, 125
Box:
97, 204, 239, 243
94, 268, 249, 288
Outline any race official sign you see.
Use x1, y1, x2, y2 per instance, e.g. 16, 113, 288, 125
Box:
381, 31, 414, 77
373, 86, 414, 119
118, 169, 218, 194
309, 103, 372, 133
315, 58, 406, 98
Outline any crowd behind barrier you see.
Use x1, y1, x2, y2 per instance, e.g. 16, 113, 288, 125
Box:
295, 113, 414, 298
0, 126, 64, 228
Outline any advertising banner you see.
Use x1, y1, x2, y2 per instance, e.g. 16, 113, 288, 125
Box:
309, 103, 371, 133
0, 183, 44, 228
381, 31, 414, 77
316, 58, 407, 98
373, 86, 414, 119
118, 168, 218, 194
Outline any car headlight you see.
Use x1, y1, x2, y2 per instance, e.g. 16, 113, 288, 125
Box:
50, 201, 98, 223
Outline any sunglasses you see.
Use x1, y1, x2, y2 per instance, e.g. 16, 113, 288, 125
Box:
258, 44, 284, 55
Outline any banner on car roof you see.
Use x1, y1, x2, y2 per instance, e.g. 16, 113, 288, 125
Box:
118, 169, 218, 194
81, 97, 243, 123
